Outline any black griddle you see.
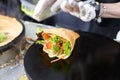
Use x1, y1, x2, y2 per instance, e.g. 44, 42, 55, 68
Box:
24, 31, 120, 80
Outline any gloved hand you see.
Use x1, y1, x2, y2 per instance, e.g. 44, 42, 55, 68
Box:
33, 0, 80, 21
61, 0, 100, 22
33, 0, 64, 20
33, 0, 99, 22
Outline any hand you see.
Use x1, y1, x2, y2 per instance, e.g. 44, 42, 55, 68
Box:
61, 0, 100, 22
33, 0, 99, 22
51, 0, 80, 12
33, 0, 64, 18
33, 0, 80, 20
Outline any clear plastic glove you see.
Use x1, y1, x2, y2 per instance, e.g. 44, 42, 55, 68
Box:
51, 0, 81, 12
33, 0, 99, 22
33, 0, 64, 21
33, 0, 80, 21
61, 0, 99, 22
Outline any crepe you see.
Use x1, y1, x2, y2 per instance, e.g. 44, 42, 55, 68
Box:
36, 28, 80, 60
0, 15, 23, 47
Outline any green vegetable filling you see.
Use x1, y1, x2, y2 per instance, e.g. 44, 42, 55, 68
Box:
52, 45, 59, 53
36, 28, 43, 34
51, 35, 71, 56
36, 40, 45, 45
63, 41, 71, 55
51, 35, 60, 53
0, 33, 7, 43
36, 34, 71, 57
51, 35, 60, 43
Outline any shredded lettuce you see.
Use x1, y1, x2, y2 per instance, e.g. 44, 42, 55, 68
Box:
36, 40, 45, 45
51, 35, 71, 56
63, 41, 71, 55
52, 45, 60, 53
0, 33, 7, 43
51, 35, 60, 43
37, 28, 43, 34
51, 35, 60, 53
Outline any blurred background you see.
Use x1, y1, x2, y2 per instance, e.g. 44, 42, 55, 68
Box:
0, 0, 120, 80
0, 0, 38, 80
0, 0, 39, 21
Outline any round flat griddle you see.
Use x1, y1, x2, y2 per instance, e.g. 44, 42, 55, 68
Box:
24, 31, 120, 80
0, 15, 25, 53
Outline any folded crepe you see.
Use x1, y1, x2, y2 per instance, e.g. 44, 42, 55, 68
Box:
36, 28, 80, 60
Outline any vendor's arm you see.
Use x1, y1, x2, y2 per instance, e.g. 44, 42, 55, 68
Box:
99, 2, 120, 18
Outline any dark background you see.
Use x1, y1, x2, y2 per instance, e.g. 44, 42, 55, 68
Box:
0, 0, 36, 21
